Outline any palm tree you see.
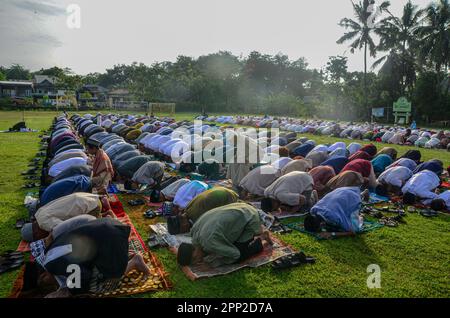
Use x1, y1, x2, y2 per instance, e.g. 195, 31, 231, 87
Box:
417, 0, 450, 74
374, 1, 425, 94
337, 0, 390, 115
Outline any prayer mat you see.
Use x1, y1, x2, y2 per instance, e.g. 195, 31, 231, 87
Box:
368, 192, 390, 204
109, 194, 126, 217
11, 213, 171, 298
91, 215, 171, 298
16, 240, 30, 253
150, 223, 295, 280
286, 219, 384, 240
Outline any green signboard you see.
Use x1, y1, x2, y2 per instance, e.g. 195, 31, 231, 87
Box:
393, 97, 411, 113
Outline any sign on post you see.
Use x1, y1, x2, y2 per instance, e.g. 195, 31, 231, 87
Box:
372, 108, 384, 118
393, 97, 411, 113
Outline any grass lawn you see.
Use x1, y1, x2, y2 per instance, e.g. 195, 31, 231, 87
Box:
0, 110, 449, 298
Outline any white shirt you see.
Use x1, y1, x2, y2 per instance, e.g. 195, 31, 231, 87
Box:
49, 157, 88, 177
328, 142, 346, 152
402, 170, 440, 201
347, 143, 361, 155
159, 138, 182, 155
272, 157, 293, 170
173, 181, 209, 209
378, 166, 413, 188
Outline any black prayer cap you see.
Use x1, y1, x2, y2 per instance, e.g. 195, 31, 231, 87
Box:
86, 138, 100, 148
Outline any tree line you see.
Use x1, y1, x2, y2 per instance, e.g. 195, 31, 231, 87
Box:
1, 0, 449, 123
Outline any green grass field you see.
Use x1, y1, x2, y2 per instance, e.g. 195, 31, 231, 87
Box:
0, 110, 449, 298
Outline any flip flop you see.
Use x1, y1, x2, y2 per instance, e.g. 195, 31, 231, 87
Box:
128, 199, 145, 206
0, 253, 24, 263
21, 169, 37, 176
23, 183, 40, 189
143, 209, 157, 219
25, 176, 40, 180
407, 206, 417, 213
420, 209, 438, 217
0, 259, 24, 274
379, 217, 398, 227
147, 235, 161, 248
15, 218, 28, 229
272, 252, 315, 270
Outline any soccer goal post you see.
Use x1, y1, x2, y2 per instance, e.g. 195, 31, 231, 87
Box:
148, 103, 176, 116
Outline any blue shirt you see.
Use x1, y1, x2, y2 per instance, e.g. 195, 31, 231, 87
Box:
413, 160, 443, 176
320, 156, 349, 174
371, 154, 393, 175
311, 187, 362, 233
40, 175, 91, 207
293, 143, 315, 157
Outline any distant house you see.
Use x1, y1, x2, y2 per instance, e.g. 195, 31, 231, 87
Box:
108, 88, 131, 108
0, 80, 33, 98
33, 75, 71, 107
107, 88, 147, 109
77, 84, 108, 107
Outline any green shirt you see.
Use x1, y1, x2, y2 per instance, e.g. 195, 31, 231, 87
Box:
191, 202, 262, 266
185, 187, 239, 222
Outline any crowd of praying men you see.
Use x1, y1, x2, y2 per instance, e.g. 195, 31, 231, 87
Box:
21, 112, 450, 297
197, 115, 450, 150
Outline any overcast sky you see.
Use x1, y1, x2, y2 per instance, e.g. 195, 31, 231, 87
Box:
0, 0, 433, 75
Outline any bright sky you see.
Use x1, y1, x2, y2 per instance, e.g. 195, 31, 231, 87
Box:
0, 0, 433, 75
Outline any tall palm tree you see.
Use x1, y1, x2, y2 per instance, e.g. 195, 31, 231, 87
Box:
417, 0, 450, 74
374, 1, 425, 94
416, 0, 450, 101
337, 0, 390, 114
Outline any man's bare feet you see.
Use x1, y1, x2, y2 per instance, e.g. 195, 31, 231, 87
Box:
126, 253, 151, 277
45, 287, 72, 298
311, 190, 319, 205
260, 230, 273, 245
361, 189, 370, 202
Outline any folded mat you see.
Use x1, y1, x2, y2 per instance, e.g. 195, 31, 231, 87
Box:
287, 218, 383, 240
150, 223, 295, 281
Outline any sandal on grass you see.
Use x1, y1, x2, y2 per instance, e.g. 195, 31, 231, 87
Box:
15, 218, 28, 229
272, 252, 315, 270
0, 259, 24, 274
21, 168, 38, 176
143, 209, 157, 219
128, 199, 145, 206
148, 235, 161, 248
420, 209, 438, 218
379, 217, 398, 227
23, 183, 40, 189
